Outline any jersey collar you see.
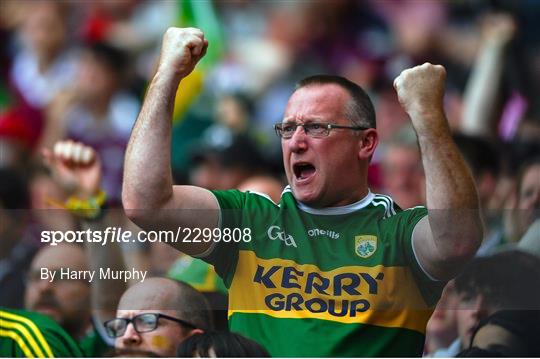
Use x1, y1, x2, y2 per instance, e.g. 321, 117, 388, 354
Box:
282, 186, 375, 215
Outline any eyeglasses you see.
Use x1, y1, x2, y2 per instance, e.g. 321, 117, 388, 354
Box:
104, 313, 197, 338
274, 122, 369, 139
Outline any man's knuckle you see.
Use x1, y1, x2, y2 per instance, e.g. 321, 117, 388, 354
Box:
165, 27, 178, 36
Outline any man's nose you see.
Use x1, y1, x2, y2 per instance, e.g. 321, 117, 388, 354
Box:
287, 126, 308, 153
35, 278, 54, 293
119, 323, 142, 347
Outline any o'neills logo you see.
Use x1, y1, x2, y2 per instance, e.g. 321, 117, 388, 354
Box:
307, 228, 340, 239
267, 226, 297, 247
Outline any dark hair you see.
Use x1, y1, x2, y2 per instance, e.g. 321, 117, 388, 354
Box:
457, 346, 506, 357
0, 168, 29, 209
465, 310, 540, 357
454, 250, 540, 310
296, 75, 376, 129
177, 331, 271, 357
453, 134, 500, 178
86, 42, 127, 74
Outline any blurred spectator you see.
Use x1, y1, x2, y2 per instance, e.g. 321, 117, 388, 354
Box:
108, 277, 213, 357
9, 0, 77, 109
79, 0, 177, 51
189, 134, 266, 190
461, 13, 517, 140
0, 1, 76, 151
24, 243, 111, 356
424, 282, 459, 355
504, 157, 540, 243
458, 310, 540, 357
373, 87, 410, 142
44, 42, 139, 204
380, 125, 425, 208
513, 158, 540, 236
177, 331, 270, 357
431, 250, 540, 356
25, 245, 90, 335
19, 139, 126, 357
213, 93, 254, 136
2, 0, 78, 149
0, 168, 34, 309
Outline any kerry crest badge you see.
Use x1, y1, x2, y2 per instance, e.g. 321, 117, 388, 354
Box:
355, 235, 377, 258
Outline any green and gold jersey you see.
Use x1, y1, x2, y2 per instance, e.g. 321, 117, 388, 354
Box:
202, 187, 445, 357
0, 308, 83, 357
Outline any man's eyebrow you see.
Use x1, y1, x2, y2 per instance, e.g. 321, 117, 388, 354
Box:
282, 116, 325, 123
115, 312, 135, 319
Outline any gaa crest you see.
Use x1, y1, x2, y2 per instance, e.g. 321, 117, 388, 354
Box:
355, 235, 377, 258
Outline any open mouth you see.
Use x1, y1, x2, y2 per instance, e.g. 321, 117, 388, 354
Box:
293, 162, 316, 181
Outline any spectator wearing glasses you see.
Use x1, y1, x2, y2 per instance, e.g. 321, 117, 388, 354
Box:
123, 28, 482, 356
107, 277, 212, 357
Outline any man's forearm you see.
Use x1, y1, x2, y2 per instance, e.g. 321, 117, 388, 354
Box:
417, 113, 483, 258
123, 68, 180, 212
395, 64, 483, 278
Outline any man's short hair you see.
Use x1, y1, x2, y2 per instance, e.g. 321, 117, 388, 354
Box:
296, 75, 376, 129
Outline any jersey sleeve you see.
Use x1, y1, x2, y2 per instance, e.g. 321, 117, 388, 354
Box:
198, 189, 247, 287
382, 207, 446, 307
0, 308, 84, 357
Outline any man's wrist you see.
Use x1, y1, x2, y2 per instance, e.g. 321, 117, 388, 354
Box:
155, 63, 185, 84
408, 108, 450, 135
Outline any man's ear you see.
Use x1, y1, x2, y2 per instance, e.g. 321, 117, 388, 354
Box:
358, 129, 378, 161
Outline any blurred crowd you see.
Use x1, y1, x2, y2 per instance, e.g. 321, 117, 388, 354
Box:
1, 0, 539, 357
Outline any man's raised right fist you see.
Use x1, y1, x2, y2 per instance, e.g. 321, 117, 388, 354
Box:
158, 27, 208, 79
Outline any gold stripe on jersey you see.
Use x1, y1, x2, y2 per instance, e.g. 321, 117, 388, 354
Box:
0, 310, 54, 357
228, 250, 433, 333
0, 319, 46, 357
0, 328, 36, 357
